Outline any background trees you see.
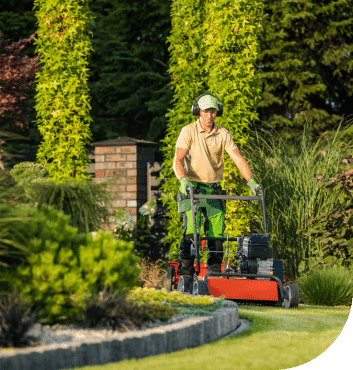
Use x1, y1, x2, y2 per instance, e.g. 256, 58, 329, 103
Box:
256, 0, 353, 137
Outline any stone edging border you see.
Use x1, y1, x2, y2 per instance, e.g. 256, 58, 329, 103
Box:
0, 300, 240, 370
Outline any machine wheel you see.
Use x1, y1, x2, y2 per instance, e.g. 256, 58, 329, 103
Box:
284, 284, 300, 309
192, 280, 210, 296
166, 266, 173, 292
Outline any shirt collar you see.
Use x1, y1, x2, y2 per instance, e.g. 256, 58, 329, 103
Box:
197, 119, 219, 135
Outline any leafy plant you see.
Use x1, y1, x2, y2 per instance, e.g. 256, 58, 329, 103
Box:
115, 199, 157, 257
160, 0, 262, 261
0, 289, 37, 348
137, 258, 167, 289
298, 266, 353, 306
257, 0, 353, 137
25, 178, 114, 233
129, 287, 215, 306
80, 286, 179, 330
298, 161, 353, 270
243, 122, 353, 279
10, 161, 49, 186
0, 205, 141, 324
0, 32, 40, 135
32, 0, 94, 182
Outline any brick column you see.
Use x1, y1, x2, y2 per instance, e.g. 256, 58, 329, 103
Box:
92, 137, 157, 231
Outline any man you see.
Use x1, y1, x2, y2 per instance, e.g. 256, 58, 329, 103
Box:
173, 93, 261, 278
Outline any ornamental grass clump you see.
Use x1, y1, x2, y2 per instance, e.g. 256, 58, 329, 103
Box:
0, 289, 37, 348
298, 266, 353, 306
137, 258, 167, 289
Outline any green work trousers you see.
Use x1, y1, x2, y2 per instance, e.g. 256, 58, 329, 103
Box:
177, 182, 226, 276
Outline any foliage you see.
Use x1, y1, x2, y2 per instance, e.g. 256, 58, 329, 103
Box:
298, 266, 353, 306
170, 297, 225, 316
298, 162, 353, 270
129, 287, 215, 306
0, 288, 37, 348
161, 0, 262, 261
10, 161, 48, 186
88, 0, 173, 155
243, 123, 353, 280
256, 0, 353, 137
0, 205, 140, 324
137, 258, 167, 289
0, 31, 40, 134
115, 199, 157, 257
23, 178, 113, 233
32, 0, 94, 182
80, 287, 179, 330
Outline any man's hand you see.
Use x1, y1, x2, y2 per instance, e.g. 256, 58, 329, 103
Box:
247, 178, 262, 196
179, 177, 188, 195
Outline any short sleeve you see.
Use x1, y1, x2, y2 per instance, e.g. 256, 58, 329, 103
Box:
224, 129, 238, 153
175, 126, 191, 150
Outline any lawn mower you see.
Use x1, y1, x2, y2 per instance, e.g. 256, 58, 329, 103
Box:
166, 179, 300, 309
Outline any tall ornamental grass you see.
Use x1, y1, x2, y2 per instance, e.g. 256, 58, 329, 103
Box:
243, 122, 353, 279
298, 266, 353, 306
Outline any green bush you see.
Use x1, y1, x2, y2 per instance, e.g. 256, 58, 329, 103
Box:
298, 266, 353, 306
9, 175, 113, 233
160, 0, 262, 261
1, 205, 141, 324
243, 123, 353, 279
10, 162, 49, 186
80, 287, 179, 330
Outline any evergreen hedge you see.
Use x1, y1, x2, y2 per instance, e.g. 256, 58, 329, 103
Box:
160, 0, 263, 260
32, 0, 94, 182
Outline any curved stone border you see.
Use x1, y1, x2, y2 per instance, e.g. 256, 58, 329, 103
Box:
0, 300, 240, 370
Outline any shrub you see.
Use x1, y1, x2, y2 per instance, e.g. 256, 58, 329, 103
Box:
1, 205, 141, 324
0, 289, 37, 348
17, 178, 113, 233
10, 162, 49, 186
79, 287, 179, 330
115, 199, 157, 257
298, 266, 353, 306
298, 163, 353, 271
129, 287, 215, 306
160, 0, 262, 261
243, 123, 353, 279
137, 258, 167, 289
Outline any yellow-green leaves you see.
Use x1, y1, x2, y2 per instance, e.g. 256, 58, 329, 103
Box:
161, 0, 262, 261
32, 0, 94, 183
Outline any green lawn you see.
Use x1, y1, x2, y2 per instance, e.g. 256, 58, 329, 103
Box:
72, 303, 351, 370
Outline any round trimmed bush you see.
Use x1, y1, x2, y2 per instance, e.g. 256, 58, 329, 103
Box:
1, 205, 141, 324
298, 266, 353, 306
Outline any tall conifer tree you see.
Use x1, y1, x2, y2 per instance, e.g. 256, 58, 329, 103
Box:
161, 0, 262, 260
257, 0, 353, 136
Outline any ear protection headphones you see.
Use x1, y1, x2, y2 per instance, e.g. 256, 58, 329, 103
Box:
191, 93, 223, 117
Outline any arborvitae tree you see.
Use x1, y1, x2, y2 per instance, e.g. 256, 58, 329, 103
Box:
160, 0, 262, 260
257, 0, 353, 137
32, 0, 94, 182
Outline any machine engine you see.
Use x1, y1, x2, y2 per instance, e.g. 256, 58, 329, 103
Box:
236, 234, 273, 275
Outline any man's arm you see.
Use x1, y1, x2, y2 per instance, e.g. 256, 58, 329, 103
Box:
227, 148, 253, 181
173, 147, 189, 180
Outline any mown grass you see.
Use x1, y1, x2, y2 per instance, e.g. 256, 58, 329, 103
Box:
71, 303, 351, 370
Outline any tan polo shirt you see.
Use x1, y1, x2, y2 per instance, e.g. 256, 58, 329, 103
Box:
176, 119, 238, 183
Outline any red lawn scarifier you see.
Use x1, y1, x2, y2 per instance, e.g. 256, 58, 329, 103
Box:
166, 180, 300, 308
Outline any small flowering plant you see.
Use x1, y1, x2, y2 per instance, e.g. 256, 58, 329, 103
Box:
114, 199, 157, 257
139, 199, 157, 217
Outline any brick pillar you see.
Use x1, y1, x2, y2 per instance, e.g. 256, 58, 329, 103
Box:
92, 137, 157, 231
